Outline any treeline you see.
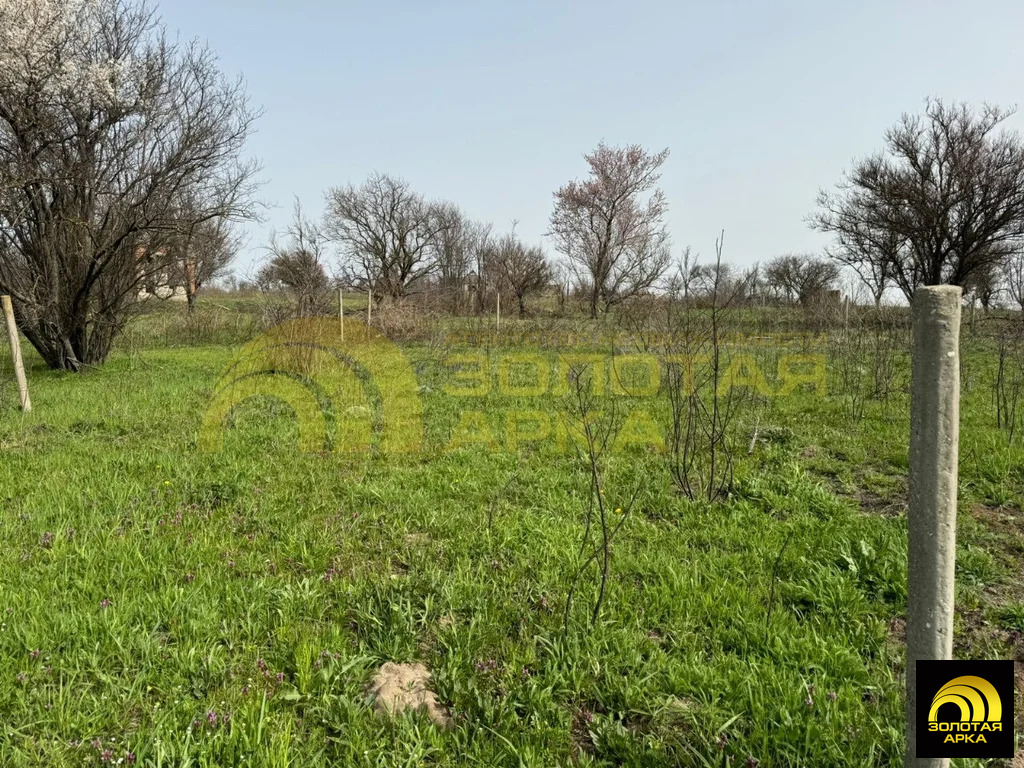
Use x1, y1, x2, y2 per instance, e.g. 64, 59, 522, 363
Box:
2, 0, 1024, 371
252, 99, 1024, 321
252, 163, 849, 320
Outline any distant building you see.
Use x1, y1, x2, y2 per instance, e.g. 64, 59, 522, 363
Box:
135, 245, 188, 302
138, 283, 187, 302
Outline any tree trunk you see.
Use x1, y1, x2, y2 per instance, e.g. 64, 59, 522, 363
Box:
184, 259, 199, 314
16, 300, 121, 371
21, 326, 82, 371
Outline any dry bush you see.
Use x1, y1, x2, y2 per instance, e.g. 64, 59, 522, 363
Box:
827, 304, 909, 422
993, 318, 1024, 442
615, 295, 669, 353
368, 295, 443, 342
662, 236, 748, 502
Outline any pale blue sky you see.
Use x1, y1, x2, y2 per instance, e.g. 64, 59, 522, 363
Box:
158, 0, 1024, 276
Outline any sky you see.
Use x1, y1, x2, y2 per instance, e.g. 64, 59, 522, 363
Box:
156, 0, 1024, 277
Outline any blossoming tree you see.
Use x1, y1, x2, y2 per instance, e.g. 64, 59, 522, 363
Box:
0, 0, 259, 369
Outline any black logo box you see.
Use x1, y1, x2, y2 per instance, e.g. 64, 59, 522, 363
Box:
915, 660, 1015, 759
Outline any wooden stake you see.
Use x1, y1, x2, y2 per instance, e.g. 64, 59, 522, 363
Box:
2, 295, 31, 412
339, 287, 344, 342
496, 292, 501, 332
366, 290, 372, 327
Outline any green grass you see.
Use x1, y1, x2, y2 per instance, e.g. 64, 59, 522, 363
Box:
0, 302, 1021, 766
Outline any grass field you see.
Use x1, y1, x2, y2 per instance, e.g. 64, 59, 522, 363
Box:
0, 300, 1022, 766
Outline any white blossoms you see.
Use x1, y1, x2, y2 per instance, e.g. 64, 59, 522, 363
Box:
0, 0, 134, 104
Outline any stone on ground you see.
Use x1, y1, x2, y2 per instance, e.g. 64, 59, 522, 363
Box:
369, 662, 453, 728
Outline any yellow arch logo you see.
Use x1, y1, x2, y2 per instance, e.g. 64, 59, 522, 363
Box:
198, 318, 422, 455
928, 676, 1002, 723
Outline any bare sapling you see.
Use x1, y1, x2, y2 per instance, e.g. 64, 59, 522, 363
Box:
993, 318, 1024, 443
561, 363, 642, 629
663, 233, 748, 502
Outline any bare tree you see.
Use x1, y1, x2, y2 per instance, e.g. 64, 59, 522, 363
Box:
742, 262, 763, 306
165, 195, 243, 311
825, 226, 899, 308
813, 99, 1024, 301
258, 202, 330, 318
0, 0, 259, 370
324, 173, 448, 301
1003, 250, 1024, 311
485, 225, 552, 315
471, 223, 496, 314
764, 254, 840, 306
964, 260, 1002, 312
433, 203, 490, 313
692, 260, 749, 304
670, 246, 702, 301
549, 143, 671, 317
434, 203, 472, 298
666, 251, 753, 306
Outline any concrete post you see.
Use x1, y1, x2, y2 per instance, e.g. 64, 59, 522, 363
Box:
905, 285, 961, 768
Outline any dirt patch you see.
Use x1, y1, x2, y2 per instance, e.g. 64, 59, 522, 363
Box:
570, 706, 597, 758
887, 616, 906, 642
803, 463, 905, 518
854, 487, 904, 517
971, 503, 1024, 546
968, 503, 1024, 607
368, 662, 453, 728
